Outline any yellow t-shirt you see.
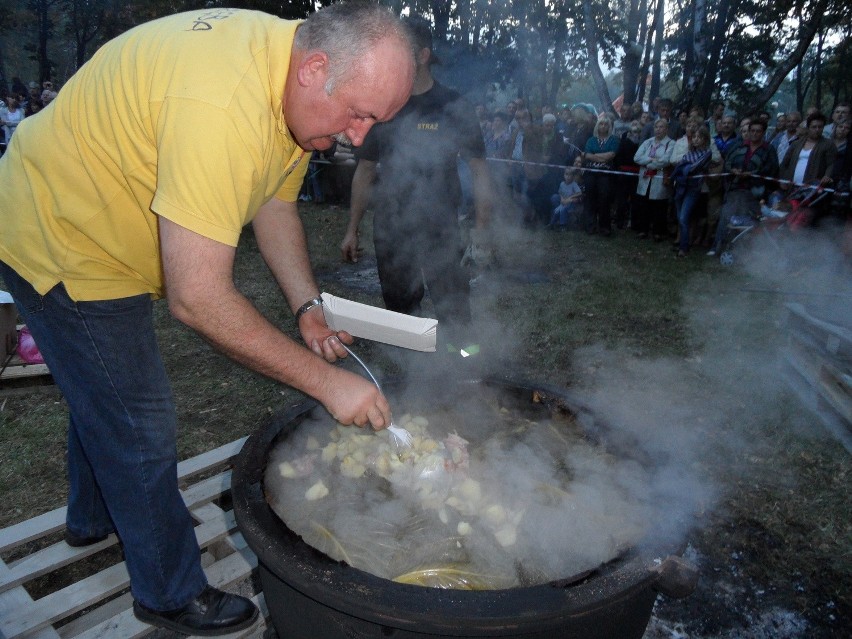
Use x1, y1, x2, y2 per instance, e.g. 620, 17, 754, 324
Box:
0, 8, 309, 301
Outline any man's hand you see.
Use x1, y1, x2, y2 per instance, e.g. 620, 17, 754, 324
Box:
340, 229, 362, 263
323, 367, 392, 430
298, 307, 353, 362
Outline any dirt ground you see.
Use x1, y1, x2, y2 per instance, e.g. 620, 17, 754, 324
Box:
2, 207, 848, 639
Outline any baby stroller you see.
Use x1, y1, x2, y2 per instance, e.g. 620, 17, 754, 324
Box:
716, 184, 831, 266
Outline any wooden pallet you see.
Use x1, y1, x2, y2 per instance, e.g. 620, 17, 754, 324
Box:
783, 302, 852, 452
0, 437, 271, 639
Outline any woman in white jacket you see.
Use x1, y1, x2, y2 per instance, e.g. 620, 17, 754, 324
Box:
633, 119, 674, 240
1, 97, 24, 146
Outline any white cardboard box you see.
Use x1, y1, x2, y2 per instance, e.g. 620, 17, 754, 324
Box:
321, 292, 437, 352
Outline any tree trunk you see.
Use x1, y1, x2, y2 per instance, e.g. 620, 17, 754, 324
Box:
649, 0, 665, 102
637, 0, 660, 106
432, 0, 451, 43
745, 0, 829, 114
680, 0, 708, 112
581, 0, 615, 116
796, 60, 805, 111
697, 0, 736, 108
549, 35, 566, 107
814, 27, 824, 110
621, 0, 643, 106
37, 0, 51, 82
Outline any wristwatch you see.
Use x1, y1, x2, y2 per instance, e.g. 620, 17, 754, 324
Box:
295, 297, 323, 322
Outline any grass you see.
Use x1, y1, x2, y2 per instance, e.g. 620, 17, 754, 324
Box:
0, 201, 849, 637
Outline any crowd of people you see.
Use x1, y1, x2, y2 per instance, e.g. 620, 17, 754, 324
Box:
0, 77, 58, 151
475, 96, 851, 257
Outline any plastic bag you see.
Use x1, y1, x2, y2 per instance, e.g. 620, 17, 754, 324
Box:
16, 327, 45, 364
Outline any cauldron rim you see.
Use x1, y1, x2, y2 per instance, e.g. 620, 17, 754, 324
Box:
232, 376, 676, 632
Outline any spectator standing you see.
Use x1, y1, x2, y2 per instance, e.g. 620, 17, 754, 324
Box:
611, 120, 643, 229
41, 81, 58, 104
706, 100, 726, 137
1, 97, 24, 143
823, 102, 850, 138
671, 117, 722, 248
779, 112, 837, 226
633, 118, 674, 240
738, 116, 752, 142
641, 98, 682, 142
638, 110, 653, 134
0, 5, 414, 635
529, 112, 569, 224
26, 82, 42, 111
779, 112, 836, 188
828, 118, 851, 220
770, 113, 787, 141
772, 111, 802, 164
708, 120, 779, 255
484, 111, 513, 159
506, 99, 520, 135
670, 126, 714, 257
340, 16, 491, 349
566, 105, 595, 154
631, 101, 644, 121
829, 118, 850, 180
506, 108, 543, 224
612, 102, 633, 138
581, 116, 619, 235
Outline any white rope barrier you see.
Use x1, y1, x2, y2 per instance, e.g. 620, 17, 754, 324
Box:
301, 153, 849, 198
484, 156, 849, 196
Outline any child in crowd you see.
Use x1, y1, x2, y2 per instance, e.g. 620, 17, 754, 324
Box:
548, 167, 583, 230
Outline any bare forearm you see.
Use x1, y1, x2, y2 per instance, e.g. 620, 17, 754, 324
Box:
252, 199, 319, 313
171, 280, 336, 399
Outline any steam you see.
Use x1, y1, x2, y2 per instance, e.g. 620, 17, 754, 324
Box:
563, 224, 851, 548
266, 385, 663, 587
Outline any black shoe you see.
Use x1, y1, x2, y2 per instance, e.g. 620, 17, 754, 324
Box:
65, 529, 109, 547
133, 586, 259, 636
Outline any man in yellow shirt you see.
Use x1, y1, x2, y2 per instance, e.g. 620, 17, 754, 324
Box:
0, 3, 414, 635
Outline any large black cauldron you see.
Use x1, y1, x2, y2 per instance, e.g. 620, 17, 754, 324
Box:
232, 378, 696, 639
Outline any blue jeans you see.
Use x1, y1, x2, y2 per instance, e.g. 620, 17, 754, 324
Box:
675, 189, 701, 252
0, 263, 206, 611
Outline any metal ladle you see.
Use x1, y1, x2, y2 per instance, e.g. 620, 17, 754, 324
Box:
341, 344, 413, 449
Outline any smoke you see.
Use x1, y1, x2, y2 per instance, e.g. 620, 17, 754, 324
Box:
265, 382, 668, 587
564, 222, 852, 549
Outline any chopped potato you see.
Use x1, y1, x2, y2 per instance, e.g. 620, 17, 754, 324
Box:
305, 480, 329, 501
494, 525, 517, 547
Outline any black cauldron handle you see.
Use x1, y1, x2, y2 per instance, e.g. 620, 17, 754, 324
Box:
651, 555, 698, 599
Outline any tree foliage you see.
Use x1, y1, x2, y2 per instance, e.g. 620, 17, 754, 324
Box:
0, 0, 848, 116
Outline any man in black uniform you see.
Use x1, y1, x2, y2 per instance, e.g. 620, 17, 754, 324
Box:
340, 16, 491, 350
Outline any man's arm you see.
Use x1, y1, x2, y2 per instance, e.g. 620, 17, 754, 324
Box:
340, 159, 377, 263
159, 215, 391, 429
251, 198, 345, 361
